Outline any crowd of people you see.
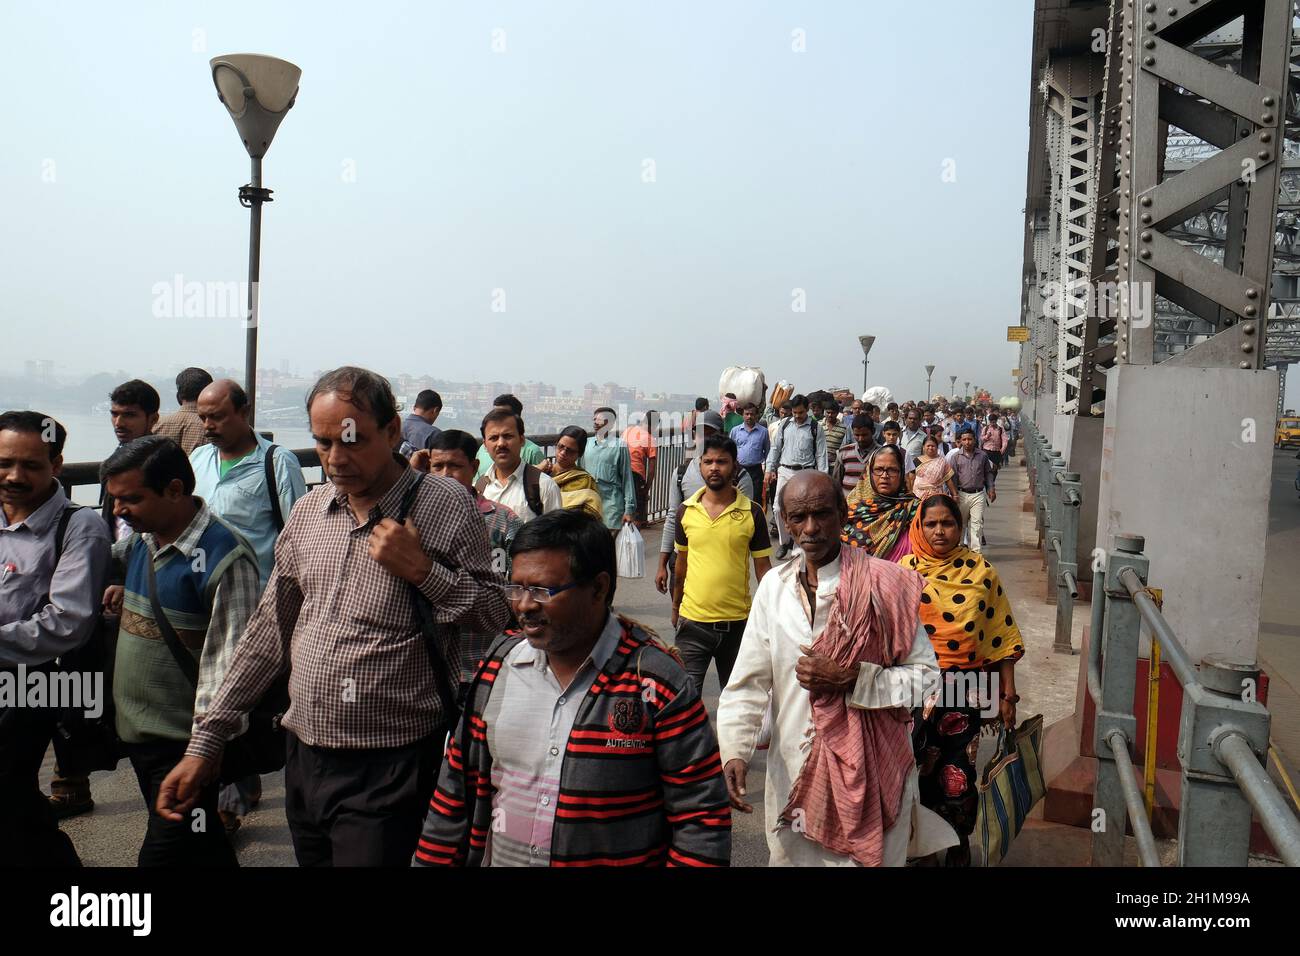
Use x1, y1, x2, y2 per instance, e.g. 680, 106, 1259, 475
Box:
0, 366, 1026, 868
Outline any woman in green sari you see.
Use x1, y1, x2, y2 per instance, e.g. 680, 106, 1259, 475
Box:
540, 425, 603, 519
841, 444, 921, 560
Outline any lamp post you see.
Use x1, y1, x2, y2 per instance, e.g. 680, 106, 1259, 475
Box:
211, 54, 301, 426
964, 380, 970, 401
948, 375, 957, 400
858, 335, 876, 394
924, 364, 935, 402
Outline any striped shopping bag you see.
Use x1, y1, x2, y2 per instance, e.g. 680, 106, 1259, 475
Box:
974, 714, 1045, 866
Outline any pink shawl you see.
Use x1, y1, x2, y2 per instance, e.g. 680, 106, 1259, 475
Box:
781, 546, 925, 865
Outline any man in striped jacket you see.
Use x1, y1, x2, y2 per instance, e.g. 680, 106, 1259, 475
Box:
415, 508, 731, 867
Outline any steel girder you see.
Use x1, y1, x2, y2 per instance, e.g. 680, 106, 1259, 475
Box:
1113, 0, 1293, 373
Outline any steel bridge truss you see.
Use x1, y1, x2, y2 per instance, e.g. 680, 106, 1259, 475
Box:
1038, 0, 1297, 415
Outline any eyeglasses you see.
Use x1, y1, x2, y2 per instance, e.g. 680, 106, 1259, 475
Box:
504, 582, 580, 604
871, 467, 901, 477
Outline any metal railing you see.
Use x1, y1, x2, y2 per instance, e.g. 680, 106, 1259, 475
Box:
1022, 420, 1081, 654
1089, 532, 1300, 867
57, 426, 704, 526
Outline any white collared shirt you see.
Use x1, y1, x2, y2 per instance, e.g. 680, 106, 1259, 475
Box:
716, 549, 939, 866
481, 458, 562, 524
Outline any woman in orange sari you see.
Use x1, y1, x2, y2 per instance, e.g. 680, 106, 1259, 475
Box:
901, 493, 1023, 865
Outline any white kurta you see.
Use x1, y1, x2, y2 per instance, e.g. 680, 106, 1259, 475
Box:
717, 550, 945, 866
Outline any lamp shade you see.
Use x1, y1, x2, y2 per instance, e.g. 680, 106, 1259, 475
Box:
211, 54, 301, 158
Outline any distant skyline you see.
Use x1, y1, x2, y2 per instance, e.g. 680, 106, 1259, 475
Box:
1, 0, 1039, 405
5, 2, 1292, 410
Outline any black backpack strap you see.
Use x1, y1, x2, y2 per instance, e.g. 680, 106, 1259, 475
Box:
143, 543, 200, 687
676, 461, 689, 500
522, 463, 544, 518
394, 474, 462, 729
42, 504, 82, 608
263, 444, 284, 533
473, 474, 489, 496
52, 504, 79, 565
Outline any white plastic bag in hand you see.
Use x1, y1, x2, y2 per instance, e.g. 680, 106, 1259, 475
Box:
616, 523, 645, 578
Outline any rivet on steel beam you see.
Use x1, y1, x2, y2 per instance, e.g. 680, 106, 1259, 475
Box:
1240, 361, 1251, 369
1124, 189, 1131, 197
1140, 231, 1152, 241
1242, 323, 1256, 335
1125, 149, 1131, 157
1167, 7, 1176, 14
1146, 21, 1156, 30
1263, 96, 1275, 106
1262, 113, 1275, 123
1139, 249, 1151, 259
1145, 1, 1155, 10
1140, 213, 1152, 223
1241, 342, 1254, 353
1144, 39, 1155, 49
1244, 305, 1257, 316
1246, 288, 1258, 298
1261, 132, 1273, 143
1258, 151, 1270, 161
1127, 55, 1134, 63
1121, 334, 1128, 342
1140, 196, 1152, 206
1144, 56, 1155, 66
1122, 350, 1129, 359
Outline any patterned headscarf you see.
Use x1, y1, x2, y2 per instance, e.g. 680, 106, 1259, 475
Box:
901, 496, 1023, 670
842, 445, 920, 558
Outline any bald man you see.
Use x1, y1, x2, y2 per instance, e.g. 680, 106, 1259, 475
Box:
190, 379, 306, 831
716, 470, 948, 866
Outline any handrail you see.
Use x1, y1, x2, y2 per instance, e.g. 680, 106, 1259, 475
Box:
1117, 565, 1199, 689
1215, 732, 1300, 867
1086, 574, 1104, 704
1105, 729, 1162, 867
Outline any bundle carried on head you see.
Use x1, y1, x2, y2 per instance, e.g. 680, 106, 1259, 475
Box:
769, 380, 793, 412
718, 366, 766, 408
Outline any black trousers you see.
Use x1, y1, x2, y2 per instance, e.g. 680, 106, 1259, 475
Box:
284, 729, 443, 867
633, 472, 649, 522
741, 465, 765, 506
675, 618, 747, 697
0, 691, 80, 866
125, 739, 237, 867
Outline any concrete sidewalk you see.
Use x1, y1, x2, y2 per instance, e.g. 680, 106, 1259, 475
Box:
43, 464, 1100, 867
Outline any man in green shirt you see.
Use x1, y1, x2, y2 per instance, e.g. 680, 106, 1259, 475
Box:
579, 407, 637, 531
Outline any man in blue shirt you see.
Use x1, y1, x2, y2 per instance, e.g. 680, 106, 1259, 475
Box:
191, 379, 307, 832
400, 389, 442, 454
729, 402, 770, 502
579, 406, 637, 531
191, 380, 306, 586
0, 411, 111, 865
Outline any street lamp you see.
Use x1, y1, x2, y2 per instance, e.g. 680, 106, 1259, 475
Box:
948, 375, 957, 399
858, 335, 876, 394
924, 364, 935, 402
211, 53, 301, 426
964, 380, 970, 400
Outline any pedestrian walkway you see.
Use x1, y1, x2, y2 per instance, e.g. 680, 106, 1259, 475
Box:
37, 461, 1134, 866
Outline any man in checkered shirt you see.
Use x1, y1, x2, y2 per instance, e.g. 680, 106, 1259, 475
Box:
157, 367, 511, 866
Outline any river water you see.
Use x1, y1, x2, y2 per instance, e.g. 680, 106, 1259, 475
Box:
47, 411, 318, 505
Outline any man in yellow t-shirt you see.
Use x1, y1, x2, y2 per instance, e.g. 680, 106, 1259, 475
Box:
671, 434, 772, 700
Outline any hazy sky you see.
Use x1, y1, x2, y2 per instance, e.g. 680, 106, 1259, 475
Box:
5, 0, 1038, 401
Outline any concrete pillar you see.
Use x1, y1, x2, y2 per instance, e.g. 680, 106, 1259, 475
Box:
1094, 365, 1278, 663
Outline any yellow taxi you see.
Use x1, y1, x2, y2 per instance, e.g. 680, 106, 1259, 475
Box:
1277, 416, 1300, 448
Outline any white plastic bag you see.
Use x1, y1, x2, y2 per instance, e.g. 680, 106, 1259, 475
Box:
616, 523, 645, 578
